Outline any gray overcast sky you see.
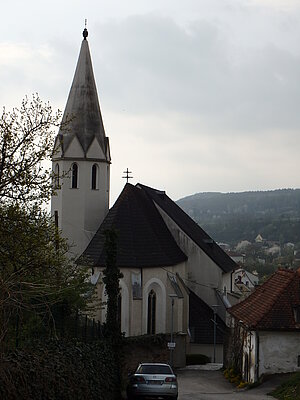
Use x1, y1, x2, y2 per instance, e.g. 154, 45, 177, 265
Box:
1, 0, 300, 203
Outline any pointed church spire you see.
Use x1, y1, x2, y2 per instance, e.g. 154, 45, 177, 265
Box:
57, 29, 109, 159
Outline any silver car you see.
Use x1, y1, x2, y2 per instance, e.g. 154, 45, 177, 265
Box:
127, 362, 178, 400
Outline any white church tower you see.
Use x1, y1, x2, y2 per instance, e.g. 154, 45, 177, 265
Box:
51, 28, 111, 257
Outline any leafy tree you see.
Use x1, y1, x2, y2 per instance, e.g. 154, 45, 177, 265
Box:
0, 94, 63, 206
0, 204, 94, 349
0, 96, 94, 349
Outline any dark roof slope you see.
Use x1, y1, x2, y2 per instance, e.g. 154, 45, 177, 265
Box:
138, 184, 237, 273
228, 268, 300, 330
189, 290, 226, 344
79, 184, 187, 268
57, 36, 109, 158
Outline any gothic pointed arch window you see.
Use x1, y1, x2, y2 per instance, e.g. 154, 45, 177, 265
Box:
91, 164, 98, 190
147, 290, 156, 334
71, 163, 78, 188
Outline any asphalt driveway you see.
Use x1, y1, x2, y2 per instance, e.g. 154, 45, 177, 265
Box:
177, 368, 287, 400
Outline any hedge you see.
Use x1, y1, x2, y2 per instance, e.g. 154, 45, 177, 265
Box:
0, 339, 120, 400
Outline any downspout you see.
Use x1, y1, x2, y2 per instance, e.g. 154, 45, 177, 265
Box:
255, 331, 259, 382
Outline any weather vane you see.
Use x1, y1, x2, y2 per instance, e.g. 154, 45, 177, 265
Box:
83, 19, 88, 40
122, 168, 133, 183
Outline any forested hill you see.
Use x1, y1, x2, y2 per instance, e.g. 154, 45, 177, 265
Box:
176, 189, 300, 245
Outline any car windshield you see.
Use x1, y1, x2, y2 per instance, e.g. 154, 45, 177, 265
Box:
136, 365, 172, 375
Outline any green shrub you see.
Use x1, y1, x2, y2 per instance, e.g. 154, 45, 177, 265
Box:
270, 372, 300, 400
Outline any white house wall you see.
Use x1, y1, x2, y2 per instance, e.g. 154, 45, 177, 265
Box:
259, 331, 300, 377
241, 329, 300, 382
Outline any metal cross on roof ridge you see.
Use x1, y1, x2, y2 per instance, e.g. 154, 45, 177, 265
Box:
122, 168, 133, 183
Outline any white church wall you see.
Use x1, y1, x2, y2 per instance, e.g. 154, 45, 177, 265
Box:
51, 158, 110, 258
154, 205, 223, 308
94, 263, 189, 338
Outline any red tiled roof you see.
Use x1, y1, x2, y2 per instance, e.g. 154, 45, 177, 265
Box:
228, 268, 300, 330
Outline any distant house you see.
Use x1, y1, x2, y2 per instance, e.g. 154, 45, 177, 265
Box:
234, 268, 258, 300
255, 234, 264, 243
235, 268, 258, 289
228, 268, 300, 382
227, 251, 245, 265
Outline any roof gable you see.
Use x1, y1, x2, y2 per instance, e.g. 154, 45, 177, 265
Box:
86, 136, 105, 159
228, 268, 300, 330
78, 183, 187, 268
64, 135, 85, 158
137, 183, 237, 273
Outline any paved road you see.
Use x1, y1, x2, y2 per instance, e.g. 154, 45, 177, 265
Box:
177, 369, 286, 400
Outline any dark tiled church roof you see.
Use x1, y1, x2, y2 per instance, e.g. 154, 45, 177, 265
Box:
138, 184, 237, 273
79, 183, 187, 268
228, 268, 300, 330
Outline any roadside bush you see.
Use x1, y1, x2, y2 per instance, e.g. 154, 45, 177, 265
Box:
270, 372, 300, 399
0, 339, 119, 400
223, 367, 248, 389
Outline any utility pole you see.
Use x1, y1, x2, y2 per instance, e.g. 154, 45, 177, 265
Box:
211, 305, 220, 363
168, 294, 177, 366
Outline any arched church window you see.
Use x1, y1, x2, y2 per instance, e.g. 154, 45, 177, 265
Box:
71, 163, 78, 188
147, 290, 156, 334
54, 163, 60, 189
91, 164, 98, 190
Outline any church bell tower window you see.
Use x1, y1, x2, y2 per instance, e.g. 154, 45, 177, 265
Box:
91, 164, 98, 190
71, 163, 78, 188
147, 290, 156, 334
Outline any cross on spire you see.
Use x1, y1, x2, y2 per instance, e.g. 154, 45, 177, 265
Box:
122, 168, 133, 183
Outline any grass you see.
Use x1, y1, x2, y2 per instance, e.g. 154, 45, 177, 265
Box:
269, 372, 300, 399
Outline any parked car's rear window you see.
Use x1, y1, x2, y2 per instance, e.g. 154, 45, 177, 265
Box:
137, 365, 172, 374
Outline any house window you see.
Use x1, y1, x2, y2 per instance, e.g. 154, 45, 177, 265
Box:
91, 164, 98, 190
147, 290, 156, 334
54, 163, 60, 189
71, 163, 78, 188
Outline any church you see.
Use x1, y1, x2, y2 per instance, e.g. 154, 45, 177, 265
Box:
51, 28, 237, 363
